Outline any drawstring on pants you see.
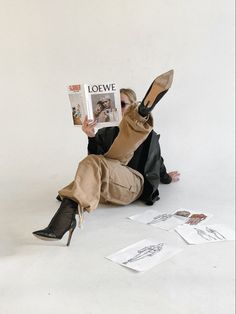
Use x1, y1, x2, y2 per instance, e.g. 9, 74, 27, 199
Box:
78, 205, 84, 229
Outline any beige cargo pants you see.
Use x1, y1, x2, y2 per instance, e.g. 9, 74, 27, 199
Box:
58, 104, 153, 213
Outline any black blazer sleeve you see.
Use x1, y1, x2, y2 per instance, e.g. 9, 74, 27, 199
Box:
87, 127, 119, 155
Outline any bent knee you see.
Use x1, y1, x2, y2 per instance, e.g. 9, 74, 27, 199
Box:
80, 154, 105, 167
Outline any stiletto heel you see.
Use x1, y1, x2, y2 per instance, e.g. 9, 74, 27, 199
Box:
66, 219, 77, 246
33, 198, 78, 246
138, 69, 174, 116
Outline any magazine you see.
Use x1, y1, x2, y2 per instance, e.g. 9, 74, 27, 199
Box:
68, 83, 122, 128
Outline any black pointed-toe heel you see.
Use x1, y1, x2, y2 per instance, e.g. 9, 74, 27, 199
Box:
138, 69, 174, 117
33, 218, 77, 246
33, 198, 78, 246
56, 194, 62, 202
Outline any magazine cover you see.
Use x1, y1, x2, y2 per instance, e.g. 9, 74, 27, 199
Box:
68, 83, 122, 129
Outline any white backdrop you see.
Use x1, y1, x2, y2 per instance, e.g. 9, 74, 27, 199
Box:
0, 0, 234, 204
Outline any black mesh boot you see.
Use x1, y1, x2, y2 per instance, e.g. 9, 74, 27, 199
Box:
138, 70, 174, 117
33, 198, 78, 246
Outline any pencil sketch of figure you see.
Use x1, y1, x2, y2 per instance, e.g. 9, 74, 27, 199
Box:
194, 228, 217, 241
174, 210, 191, 218
205, 227, 226, 240
147, 214, 172, 225
123, 243, 164, 265
186, 213, 207, 225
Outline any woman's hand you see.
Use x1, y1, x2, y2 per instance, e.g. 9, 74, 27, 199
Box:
82, 116, 97, 137
168, 171, 180, 182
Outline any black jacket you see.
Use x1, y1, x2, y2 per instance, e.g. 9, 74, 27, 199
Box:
88, 127, 171, 205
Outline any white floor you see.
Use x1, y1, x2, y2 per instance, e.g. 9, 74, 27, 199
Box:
0, 174, 235, 314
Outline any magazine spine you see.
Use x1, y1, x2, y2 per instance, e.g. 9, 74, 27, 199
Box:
83, 84, 94, 120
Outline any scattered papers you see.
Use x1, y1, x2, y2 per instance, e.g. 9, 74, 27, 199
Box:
105, 209, 234, 273
128, 209, 212, 231
175, 224, 235, 245
106, 238, 182, 272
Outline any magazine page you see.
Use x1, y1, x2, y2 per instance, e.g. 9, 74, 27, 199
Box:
68, 85, 86, 126
84, 82, 122, 129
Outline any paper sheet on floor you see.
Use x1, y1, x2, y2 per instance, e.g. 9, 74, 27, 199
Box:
175, 224, 235, 244
128, 209, 213, 231
106, 238, 182, 272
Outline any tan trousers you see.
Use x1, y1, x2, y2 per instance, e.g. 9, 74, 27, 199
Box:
58, 105, 153, 212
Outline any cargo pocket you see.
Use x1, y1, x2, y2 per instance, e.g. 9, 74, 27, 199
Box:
107, 164, 143, 205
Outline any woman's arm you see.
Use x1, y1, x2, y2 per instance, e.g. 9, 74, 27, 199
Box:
160, 157, 180, 183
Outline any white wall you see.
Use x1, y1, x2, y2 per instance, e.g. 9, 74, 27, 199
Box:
0, 0, 234, 201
